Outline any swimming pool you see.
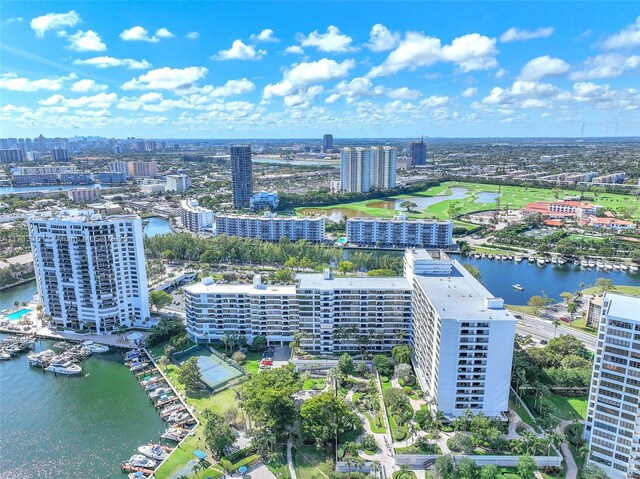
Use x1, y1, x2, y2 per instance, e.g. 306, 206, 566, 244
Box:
6, 308, 31, 321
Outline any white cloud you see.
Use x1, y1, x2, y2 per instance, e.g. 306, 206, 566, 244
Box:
495, 68, 508, 79
366, 24, 400, 51
199, 79, 256, 97
387, 87, 421, 100
117, 92, 164, 111
500, 27, 554, 43
283, 86, 324, 108
30, 10, 80, 37
64, 30, 107, 52
214, 40, 266, 60
0, 73, 70, 91
250, 29, 278, 42
479, 80, 567, 111
73, 56, 151, 69
284, 45, 304, 55
603, 16, 640, 50
3, 17, 24, 25
299, 25, 355, 52
420, 95, 450, 107
572, 82, 640, 110
570, 53, 640, 80
461, 87, 478, 97
122, 67, 208, 90
186, 31, 200, 40
518, 55, 570, 80
368, 31, 497, 77
327, 77, 385, 103
120, 26, 174, 42
71, 79, 107, 93
39, 92, 118, 109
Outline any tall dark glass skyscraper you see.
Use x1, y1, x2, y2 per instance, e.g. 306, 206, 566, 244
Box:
231, 145, 253, 208
323, 134, 333, 152
410, 136, 427, 166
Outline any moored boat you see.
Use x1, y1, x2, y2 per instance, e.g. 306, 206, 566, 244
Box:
45, 359, 83, 375
127, 454, 157, 469
512, 284, 524, 291
138, 444, 168, 461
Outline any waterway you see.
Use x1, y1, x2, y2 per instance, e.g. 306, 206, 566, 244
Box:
143, 216, 174, 237
0, 335, 166, 479
0, 184, 106, 196
0, 280, 37, 309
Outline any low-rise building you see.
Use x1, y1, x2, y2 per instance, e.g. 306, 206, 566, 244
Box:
180, 199, 213, 233
139, 182, 165, 194
250, 191, 279, 211
585, 295, 603, 329
347, 216, 454, 248
99, 171, 128, 184
165, 174, 191, 192
524, 200, 601, 219
214, 212, 325, 242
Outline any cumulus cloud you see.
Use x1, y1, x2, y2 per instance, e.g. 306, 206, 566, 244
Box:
30, 10, 80, 37
63, 30, 107, 52
186, 31, 200, 40
420, 95, 450, 107
326, 77, 385, 103
199, 79, 256, 97
387, 87, 421, 100
214, 40, 266, 60
570, 53, 640, 80
73, 56, 152, 70
284, 45, 305, 55
461, 87, 478, 97
71, 79, 107, 93
39, 92, 118, 109
500, 27, 554, 43
368, 31, 498, 77
366, 24, 400, 51
518, 56, 570, 80
120, 26, 175, 42
0, 73, 72, 91
250, 29, 278, 42
298, 25, 355, 52
602, 16, 640, 50
122, 66, 208, 90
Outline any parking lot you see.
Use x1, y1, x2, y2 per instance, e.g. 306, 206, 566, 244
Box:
258, 345, 291, 371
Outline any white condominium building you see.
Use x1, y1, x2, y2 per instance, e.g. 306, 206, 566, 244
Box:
296, 271, 412, 355
341, 147, 371, 193
180, 199, 214, 233
166, 174, 191, 192
584, 293, 640, 479
407, 249, 516, 418
214, 212, 325, 242
28, 210, 150, 334
347, 216, 454, 248
371, 146, 397, 190
184, 275, 298, 345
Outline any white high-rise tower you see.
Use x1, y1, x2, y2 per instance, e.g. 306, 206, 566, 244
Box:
341, 147, 371, 193
371, 146, 397, 189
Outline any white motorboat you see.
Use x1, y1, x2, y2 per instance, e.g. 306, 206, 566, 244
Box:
160, 403, 182, 416
82, 340, 110, 353
138, 444, 168, 461
551, 256, 558, 264
613, 264, 621, 271
536, 258, 546, 266
129, 472, 148, 479
125, 350, 142, 361
145, 382, 161, 391
621, 264, 629, 271
630, 265, 639, 273
141, 376, 160, 386
515, 255, 523, 263
512, 284, 524, 291
45, 360, 83, 375
161, 427, 188, 442
558, 258, 566, 265
127, 454, 157, 468
528, 256, 535, 263
149, 387, 167, 399
0, 351, 10, 360
130, 362, 149, 372
167, 411, 190, 423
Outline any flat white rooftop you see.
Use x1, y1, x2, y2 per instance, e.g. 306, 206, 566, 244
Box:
415, 260, 515, 321
296, 273, 411, 291
603, 292, 640, 322
185, 282, 296, 296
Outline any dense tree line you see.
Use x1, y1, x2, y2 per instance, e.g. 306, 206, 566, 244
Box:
144, 234, 404, 274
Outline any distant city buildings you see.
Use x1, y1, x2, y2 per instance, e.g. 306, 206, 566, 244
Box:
180, 199, 214, 233
98, 171, 128, 184
214, 212, 325, 242
341, 147, 371, 193
129, 161, 158, 178
323, 134, 334, 152
50, 147, 70, 161
67, 188, 102, 203
347, 216, 454, 248
12, 166, 93, 186
112, 145, 123, 155
139, 182, 165, 194
0, 149, 24, 163
231, 145, 253, 208
592, 172, 626, 184
110, 161, 130, 179
28, 210, 150, 334
165, 174, 191, 192
371, 146, 397, 189
584, 293, 640, 479
26, 151, 41, 161
410, 137, 427, 166
250, 191, 279, 211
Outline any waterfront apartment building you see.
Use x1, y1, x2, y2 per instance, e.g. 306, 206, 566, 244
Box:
323, 134, 334, 152
67, 188, 102, 203
410, 138, 427, 166
110, 161, 130, 179
231, 145, 253, 208
180, 199, 214, 233
165, 174, 191, 192
347, 216, 453, 248
17, 165, 77, 175
184, 275, 298, 345
214, 212, 325, 242
371, 146, 397, 190
584, 293, 640, 479
50, 147, 70, 161
27, 210, 150, 334
341, 147, 371, 193
407, 249, 517, 418
13, 171, 93, 186
98, 171, 128, 184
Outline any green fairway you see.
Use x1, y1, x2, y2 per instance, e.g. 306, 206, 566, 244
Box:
582, 284, 640, 296
295, 181, 640, 221
547, 395, 588, 421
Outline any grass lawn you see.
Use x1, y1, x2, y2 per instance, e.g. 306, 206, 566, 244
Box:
364, 411, 387, 433
505, 304, 532, 315
244, 351, 262, 374
265, 452, 291, 479
303, 378, 327, 391
510, 398, 539, 432
566, 317, 597, 336
392, 471, 418, 479
148, 340, 170, 359
582, 284, 640, 296
154, 427, 223, 479
548, 395, 588, 421
292, 444, 332, 479
395, 443, 441, 455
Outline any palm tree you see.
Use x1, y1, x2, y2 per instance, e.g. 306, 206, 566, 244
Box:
398, 464, 411, 479
567, 302, 578, 324
521, 430, 536, 455
370, 461, 381, 479
552, 319, 561, 338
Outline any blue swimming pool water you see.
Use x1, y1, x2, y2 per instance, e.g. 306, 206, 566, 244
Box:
6, 308, 31, 321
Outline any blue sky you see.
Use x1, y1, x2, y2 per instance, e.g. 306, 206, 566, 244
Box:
1, 1, 639, 138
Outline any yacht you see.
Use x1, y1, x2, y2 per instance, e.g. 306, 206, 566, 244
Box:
138, 444, 168, 461
125, 350, 142, 361
160, 403, 182, 416
588, 259, 596, 268
149, 388, 168, 399
536, 257, 546, 266
129, 473, 148, 479
551, 256, 558, 264
167, 411, 190, 423
81, 340, 110, 353
613, 263, 621, 271
145, 382, 162, 391
512, 284, 524, 291
141, 376, 160, 387
127, 454, 157, 469
630, 265, 639, 273
515, 255, 523, 263
161, 427, 188, 442
558, 258, 566, 265
528, 256, 535, 263
621, 264, 629, 271
45, 360, 83, 375
0, 351, 10, 360
130, 362, 149, 372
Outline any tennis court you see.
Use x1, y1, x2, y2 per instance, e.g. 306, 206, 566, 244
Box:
183, 350, 243, 389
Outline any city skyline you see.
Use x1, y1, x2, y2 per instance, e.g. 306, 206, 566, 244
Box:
1, 2, 639, 138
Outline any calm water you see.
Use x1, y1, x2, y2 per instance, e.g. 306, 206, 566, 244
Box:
0, 184, 105, 196
368, 187, 470, 211
0, 280, 37, 310
143, 217, 174, 237
0, 336, 166, 479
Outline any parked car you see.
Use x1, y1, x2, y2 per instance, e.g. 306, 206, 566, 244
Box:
560, 316, 571, 323
540, 339, 548, 345
514, 314, 523, 319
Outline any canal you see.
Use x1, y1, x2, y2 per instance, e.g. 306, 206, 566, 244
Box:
0, 335, 166, 479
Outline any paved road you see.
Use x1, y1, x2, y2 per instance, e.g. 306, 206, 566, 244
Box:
515, 312, 597, 351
